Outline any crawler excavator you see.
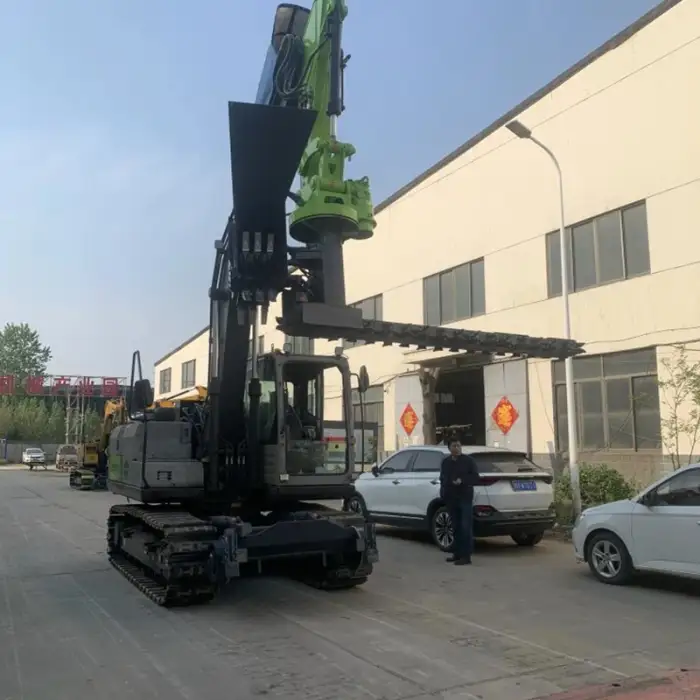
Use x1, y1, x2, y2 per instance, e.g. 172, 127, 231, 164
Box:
105, 0, 586, 607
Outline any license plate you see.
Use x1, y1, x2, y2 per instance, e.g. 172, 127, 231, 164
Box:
511, 479, 537, 492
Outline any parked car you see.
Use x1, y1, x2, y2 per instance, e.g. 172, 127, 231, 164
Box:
344, 445, 556, 550
22, 447, 47, 470
572, 462, 700, 585
55, 444, 79, 471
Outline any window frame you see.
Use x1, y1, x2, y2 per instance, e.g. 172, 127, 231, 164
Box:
352, 384, 384, 455
552, 347, 660, 453
181, 359, 196, 389
410, 449, 445, 472
423, 257, 485, 325
285, 335, 314, 355
379, 450, 415, 474
159, 367, 172, 395
545, 201, 650, 298
649, 467, 700, 507
343, 294, 383, 349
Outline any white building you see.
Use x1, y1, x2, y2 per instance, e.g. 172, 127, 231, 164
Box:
154, 0, 699, 483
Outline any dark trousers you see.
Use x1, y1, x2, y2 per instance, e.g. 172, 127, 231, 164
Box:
448, 499, 474, 559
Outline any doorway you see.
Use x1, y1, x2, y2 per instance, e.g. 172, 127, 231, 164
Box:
434, 368, 486, 445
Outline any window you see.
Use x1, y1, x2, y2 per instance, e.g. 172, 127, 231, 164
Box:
411, 450, 444, 472
352, 385, 384, 455
472, 452, 544, 474
423, 258, 485, 325
181, 359, 196, 389
546, 201, 650, 297
159, 367, 172, 395
553, 348, 660, 452
379, 450, 413, 473
344, 294, 383, 348
285, 335, 314, 355
654, 469, 700, 507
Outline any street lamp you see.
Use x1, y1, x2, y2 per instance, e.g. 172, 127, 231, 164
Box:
505, 119, 582, 518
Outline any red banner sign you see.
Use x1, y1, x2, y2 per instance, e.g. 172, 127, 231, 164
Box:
0, 375, 127, 397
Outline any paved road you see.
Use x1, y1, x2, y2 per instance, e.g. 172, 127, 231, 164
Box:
0, 468, 698, 700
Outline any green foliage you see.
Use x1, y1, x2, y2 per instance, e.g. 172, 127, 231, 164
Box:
0, 396, 102, 443
0, 323, 51, 383
555, 462, 637, 510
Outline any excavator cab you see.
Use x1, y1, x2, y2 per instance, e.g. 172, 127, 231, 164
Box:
253, 350, 359, 497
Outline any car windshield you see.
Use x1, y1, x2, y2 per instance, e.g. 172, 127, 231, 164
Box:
471, 452, 547, 473
26, 449, 43, 455
58, 445, 77, 455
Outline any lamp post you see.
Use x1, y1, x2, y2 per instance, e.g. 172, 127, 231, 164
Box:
505, 119, 581, 518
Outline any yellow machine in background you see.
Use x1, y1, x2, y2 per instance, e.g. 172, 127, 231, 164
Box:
69, 389, 208, 490
70, 398, 127, 490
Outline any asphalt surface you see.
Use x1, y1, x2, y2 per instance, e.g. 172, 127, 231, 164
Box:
0, 467, 698, 700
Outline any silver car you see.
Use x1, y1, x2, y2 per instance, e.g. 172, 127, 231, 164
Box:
22, 447, 47, 470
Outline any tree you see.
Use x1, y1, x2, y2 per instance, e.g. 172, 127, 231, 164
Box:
657, 345, 700, 470
0, 323, 51, 382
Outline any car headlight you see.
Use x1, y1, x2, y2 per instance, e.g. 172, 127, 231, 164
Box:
573, 510, 587, 529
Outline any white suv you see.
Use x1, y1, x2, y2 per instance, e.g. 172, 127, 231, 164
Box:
345, 445, 555, 551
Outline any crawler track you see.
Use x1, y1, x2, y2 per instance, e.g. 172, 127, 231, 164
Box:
107, 504, 218, 607
107, 504, 373, 607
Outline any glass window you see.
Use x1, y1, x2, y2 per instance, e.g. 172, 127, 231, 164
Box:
572, 221, 596, 290
605, 378, 634, 449
454, 264, 472, 320
622, 203, 650, 277
470, 258, 485, 316
603, 348, 656, 377
411, 450, 444, 472
159, 368, 172, 394
546, 232, 562, 297
423, 275, 440, 326
472, 452, 543, 473
655, 469, 700, 507
572, 356, 603, 381
555, 384, 568, 451
578, 381, 605, 449
632, 375, 661, 449
544, 201, 650, 296
439, 270, 456, 324
595, 212, 624, 284
553, 348, 660, 453
181, 360, 196, 389
380, 451, 412, 473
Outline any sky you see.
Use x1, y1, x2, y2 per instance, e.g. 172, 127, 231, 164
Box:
0, 0, 662, 379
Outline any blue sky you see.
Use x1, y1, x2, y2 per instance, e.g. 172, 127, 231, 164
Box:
0, 0, 660, 379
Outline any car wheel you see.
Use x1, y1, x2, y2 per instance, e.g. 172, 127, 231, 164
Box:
586, 531, 633, 585
344, 494, 368, 517
511, 532, 544, 547
430, 506, 454, 552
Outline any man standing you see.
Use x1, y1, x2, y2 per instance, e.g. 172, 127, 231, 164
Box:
440, 439, 479, 565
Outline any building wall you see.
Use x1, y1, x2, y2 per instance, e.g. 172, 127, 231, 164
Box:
153, 1, 700, 484
320, 0, 700, 483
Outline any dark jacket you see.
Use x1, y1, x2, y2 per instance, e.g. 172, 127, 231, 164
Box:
440, 454, 479, 503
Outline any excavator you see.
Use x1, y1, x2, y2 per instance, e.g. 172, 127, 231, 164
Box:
104, 0, 585, 607
70, 397, 127, 491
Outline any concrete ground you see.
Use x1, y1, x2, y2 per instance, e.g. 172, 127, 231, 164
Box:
0, 468, 698, 700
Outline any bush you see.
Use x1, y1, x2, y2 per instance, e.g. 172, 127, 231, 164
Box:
555, 462, 637, 510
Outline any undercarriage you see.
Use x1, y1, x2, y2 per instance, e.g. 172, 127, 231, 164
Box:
69, 468, 108, 491
106, 502, 378, 607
